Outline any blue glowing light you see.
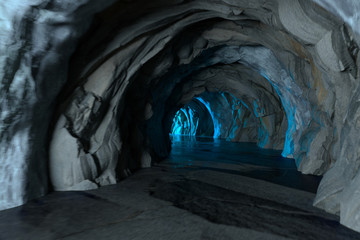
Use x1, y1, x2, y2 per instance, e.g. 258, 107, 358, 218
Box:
252, 100, 269, 148
195, 96, 221, 138
259, 72, 295, 157
170, 106, 199, 136
257, 119, 269, 148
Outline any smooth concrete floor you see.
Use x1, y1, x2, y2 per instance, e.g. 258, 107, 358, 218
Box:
1, 137, 360, 240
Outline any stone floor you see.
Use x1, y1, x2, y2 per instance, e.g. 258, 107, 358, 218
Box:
1, 137, 360, 239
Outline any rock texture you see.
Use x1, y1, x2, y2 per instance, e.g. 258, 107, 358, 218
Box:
2, 140, 360, 240
165, 65, 287, 149
0, 0, 117, 210
171, 98, 215, 137
1, 0, 360, 233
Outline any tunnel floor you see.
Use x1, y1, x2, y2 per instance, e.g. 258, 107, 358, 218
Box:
1, 138, 360, 239
167, 136, 322, 193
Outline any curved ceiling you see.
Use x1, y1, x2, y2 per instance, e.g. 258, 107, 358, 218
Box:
1, 0, 360, 232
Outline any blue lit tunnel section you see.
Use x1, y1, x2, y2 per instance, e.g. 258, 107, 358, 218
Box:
170, 97, 214, 137
170, 92, 245, 139
169, 91, 286, 151
171, 107, 199, 136
195, 96, 221, 138
170, 91, 259, 142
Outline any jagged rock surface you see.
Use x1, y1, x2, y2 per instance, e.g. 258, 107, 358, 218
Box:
1, 0, 360, 233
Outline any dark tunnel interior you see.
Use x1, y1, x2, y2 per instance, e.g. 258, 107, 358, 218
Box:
2, 0, 360, 239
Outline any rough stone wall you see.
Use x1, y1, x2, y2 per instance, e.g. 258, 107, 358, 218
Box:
187, 99, 215, 137
1, 0, 360, 233
0, 0, 116, 210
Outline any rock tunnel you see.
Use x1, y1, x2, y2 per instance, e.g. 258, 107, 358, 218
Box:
2, 0, 360, 236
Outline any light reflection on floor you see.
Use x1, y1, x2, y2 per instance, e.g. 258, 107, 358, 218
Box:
165, 135, 321, 193
2, 136, 360, 240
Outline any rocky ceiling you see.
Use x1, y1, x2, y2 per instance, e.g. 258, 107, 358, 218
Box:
1, 0, 360, 232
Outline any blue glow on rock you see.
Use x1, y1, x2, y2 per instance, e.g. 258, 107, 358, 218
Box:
253, 100, 265, 117
239, 100, 249, 109
253, 100, 269, 148
171, 106, 199, 136
258, 118, 269, 148
187, 106, 198, 135
195, 97, 221, 138
220, 92, 243, 141
259, 72, 295, 157
171, 111, 183, 135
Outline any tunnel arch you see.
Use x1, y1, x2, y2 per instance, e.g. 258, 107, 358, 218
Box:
170, 106, 199, 136
49, 0, 347, 199
170, 97, 215, 137
2, 0, 360, 232
163, 75, 287, 147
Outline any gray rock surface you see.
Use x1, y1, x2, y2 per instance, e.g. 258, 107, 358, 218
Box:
0, 0, 116, 210
2, 140, 360, 240
1, 0, 360, 233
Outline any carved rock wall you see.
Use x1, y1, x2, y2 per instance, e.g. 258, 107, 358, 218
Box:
1, 0, 360, 232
